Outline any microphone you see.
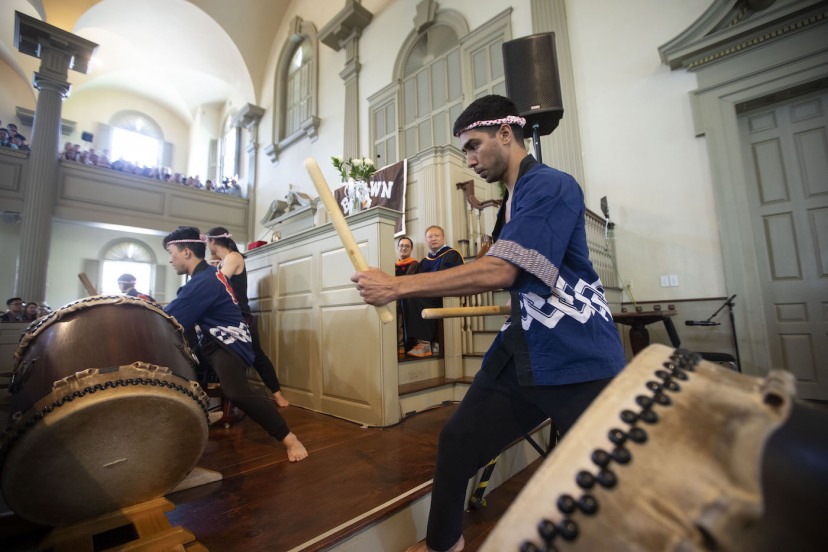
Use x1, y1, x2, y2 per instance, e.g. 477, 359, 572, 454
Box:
685, 320, 721, 327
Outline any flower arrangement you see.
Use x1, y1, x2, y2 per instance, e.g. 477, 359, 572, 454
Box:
331, 155, 376, 182
332, 155, 377, 213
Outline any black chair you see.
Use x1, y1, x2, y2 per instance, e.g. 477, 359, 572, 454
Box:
662, 316, 738, 371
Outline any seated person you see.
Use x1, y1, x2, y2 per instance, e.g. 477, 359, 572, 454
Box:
1, 297, 25, 322
117, 273, 156, 302
395, 236, 419, 355
23, 301, 40, 321
401, 226, 464, 358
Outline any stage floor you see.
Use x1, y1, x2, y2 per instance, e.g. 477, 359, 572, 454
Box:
1, 403, 540, 551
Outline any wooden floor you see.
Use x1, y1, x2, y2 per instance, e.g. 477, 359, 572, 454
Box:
0, 403, 541, 551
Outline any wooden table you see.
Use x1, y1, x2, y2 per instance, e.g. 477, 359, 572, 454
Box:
612, 310, 676, 356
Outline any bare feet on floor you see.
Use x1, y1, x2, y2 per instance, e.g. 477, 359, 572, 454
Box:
273, 391, 290, 408
282, 432, 308, 462
405, 535, 464, 552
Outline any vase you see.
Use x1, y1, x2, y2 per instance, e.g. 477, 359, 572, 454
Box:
346, 178, 367, 214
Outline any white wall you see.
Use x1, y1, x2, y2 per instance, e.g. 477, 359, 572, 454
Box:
60, 88, 192, 173
0, 61, 36, 130
565, 0, 723, 300
45, 221, 178, 310
2, 0, 729, 308
252, 0, 723, 302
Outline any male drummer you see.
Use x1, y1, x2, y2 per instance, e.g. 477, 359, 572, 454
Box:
116, 273, 156, 302
162, 226, 308, 462
352, 95, 625, 552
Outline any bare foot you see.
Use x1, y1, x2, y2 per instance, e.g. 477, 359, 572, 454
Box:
282, 432, 308, 462
404, 535, 464, 552
273, 391, 290, 408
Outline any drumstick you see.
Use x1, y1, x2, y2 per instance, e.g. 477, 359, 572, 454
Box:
78, 272, 97, 295
303, 157, 394, 324
422, 305, 511, 319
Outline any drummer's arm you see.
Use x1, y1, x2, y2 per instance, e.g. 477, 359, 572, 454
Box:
164, 280, 209, 329
220, 251, 244, 278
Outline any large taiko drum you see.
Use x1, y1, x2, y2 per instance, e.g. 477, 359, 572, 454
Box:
0, 295, 209, 526
482, 344, 828, 552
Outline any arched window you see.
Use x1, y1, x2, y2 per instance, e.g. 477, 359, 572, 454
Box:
369, 9, 509, 162
109, 111, 164, 168
400, 25, 463, 159
98, 239, 156, 296
221, 117, 239, 183
265, 17, 319, 163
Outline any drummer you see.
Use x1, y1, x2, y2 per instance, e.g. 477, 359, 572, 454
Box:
162, 226, 308, 462
352, 94, 626, 551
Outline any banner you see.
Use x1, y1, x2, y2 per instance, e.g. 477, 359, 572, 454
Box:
334, 159, 407, 236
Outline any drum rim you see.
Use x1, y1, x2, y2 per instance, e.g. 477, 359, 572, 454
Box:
0, 361, 209, 470
13, 294, 196, 369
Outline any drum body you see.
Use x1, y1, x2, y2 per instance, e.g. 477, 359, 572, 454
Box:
0, 295, 208, 526
482, 344, 823, 552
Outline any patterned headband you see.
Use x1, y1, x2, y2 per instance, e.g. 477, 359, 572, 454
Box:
204, 232, 233, 239
166, 237, 207, 246
454, 115, 526, 136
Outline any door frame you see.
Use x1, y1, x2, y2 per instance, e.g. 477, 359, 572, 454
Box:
691, 51, 828, 376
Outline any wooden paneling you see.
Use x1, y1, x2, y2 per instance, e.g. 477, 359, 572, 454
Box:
246, 208, 400, 426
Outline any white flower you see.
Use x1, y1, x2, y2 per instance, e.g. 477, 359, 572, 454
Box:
364, 158, 374, 167
333, 155, 344, 163
352, 158, 364, 167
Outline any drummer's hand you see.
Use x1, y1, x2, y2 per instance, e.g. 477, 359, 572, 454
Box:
351, 268, 396, 306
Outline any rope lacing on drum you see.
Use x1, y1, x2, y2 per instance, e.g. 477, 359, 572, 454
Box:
519, 348, 701, 552
0, 377, 210, 470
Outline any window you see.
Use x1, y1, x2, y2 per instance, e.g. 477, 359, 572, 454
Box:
109, 111, 163, 167
286, 41, 312, 137
111, 127, 161, 168
370, 10, 511, 162
401, 26, 463, 159
221, 123, 238, 182
266, 17, 319, 163
99, 240, 155, 296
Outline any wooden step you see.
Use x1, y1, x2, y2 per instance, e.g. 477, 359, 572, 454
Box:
326, 423, 551, 551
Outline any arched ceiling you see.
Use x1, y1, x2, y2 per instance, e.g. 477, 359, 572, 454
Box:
1, 0, 293, 122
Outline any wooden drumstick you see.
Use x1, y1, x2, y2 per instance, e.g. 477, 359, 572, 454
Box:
304, 157, 394, 324
421, 305, 511, 319
78, 272, 98, 296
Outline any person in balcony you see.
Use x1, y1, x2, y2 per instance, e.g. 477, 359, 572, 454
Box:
1, 297, 25, 322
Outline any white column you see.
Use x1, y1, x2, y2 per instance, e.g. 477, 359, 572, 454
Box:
13, 12, 97, 302
531, 0, 586, 188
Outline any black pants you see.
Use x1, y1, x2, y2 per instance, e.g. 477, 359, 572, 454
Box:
402, 296, 442, 345
202, 339, 290, 441
245, 313, 281, 393
425, 361, 612, 551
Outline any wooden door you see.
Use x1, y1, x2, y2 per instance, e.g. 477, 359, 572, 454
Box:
740, 91, 828, 400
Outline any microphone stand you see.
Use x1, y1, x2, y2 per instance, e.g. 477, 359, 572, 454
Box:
703, 295, 741, 373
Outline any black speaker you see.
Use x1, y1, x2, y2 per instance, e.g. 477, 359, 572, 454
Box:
81, 131, 94, 142
502, 33, 564, 136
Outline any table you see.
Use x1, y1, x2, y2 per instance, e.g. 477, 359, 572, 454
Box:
612, 310, 676, 356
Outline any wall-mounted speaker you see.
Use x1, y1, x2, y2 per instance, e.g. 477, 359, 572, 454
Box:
81, 131, 94, 142
502, 33, 564, 136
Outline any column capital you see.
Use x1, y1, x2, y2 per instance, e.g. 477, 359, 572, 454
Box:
233, 103, 265, 131
14, 11, 98, 77
33, 71, 72, 98
319, 1, 373, 52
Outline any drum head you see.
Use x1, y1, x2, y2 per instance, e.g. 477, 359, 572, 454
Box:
0, 364, 208, 526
